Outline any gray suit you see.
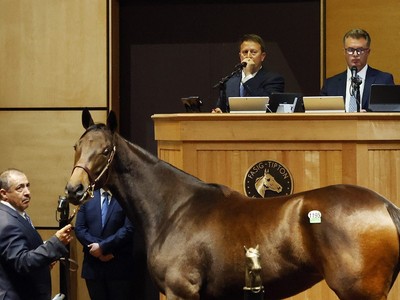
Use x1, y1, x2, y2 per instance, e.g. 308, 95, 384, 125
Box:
0, 203, 68, 300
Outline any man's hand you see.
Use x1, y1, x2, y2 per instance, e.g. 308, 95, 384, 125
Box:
88, 242, 103, 257
55, 224, 73, 245
211, 108, 222, 113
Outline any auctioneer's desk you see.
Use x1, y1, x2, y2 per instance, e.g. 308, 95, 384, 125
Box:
152, 112, 400, 300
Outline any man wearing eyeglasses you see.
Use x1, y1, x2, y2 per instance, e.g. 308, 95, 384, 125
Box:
321, 28, 394, 112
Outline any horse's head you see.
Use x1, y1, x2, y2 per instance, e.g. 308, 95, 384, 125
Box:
65, 108, 118, 206
255, 169, 282, 197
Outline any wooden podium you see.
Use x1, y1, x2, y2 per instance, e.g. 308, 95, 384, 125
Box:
152, 112, 400, 300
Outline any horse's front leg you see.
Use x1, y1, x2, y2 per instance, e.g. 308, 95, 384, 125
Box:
164, 288, 200, 300
164, 267, 202, 300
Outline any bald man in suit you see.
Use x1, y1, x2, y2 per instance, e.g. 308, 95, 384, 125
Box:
0, 168, 72, 300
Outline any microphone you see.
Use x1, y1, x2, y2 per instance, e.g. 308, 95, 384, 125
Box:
234, 62, 247, 69
350, 66, 358, 80
350, 66, 362, 85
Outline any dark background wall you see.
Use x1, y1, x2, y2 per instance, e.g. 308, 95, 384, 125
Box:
118, 1, 320, 298
119, 0, 320, 154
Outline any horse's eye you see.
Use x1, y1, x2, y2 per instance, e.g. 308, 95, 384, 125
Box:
73, 145, 77, 151
103, 148, 110, 156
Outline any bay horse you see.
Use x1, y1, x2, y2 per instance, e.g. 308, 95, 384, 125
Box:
65, 109, 400, 300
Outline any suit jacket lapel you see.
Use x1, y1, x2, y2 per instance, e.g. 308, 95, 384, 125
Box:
0, 204, 43, 245
363, 67, 377, 106
338, 72, 347, 102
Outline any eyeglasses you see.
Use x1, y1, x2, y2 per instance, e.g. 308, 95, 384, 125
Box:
345, 48, 369, 55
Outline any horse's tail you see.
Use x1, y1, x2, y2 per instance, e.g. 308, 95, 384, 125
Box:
386, 202, 400, 288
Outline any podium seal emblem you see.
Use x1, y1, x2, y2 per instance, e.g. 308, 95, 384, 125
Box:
244, 160, 293, 198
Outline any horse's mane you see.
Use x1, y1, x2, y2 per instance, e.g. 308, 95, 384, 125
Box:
82, 122, 238, 200
118, 130, 234, 196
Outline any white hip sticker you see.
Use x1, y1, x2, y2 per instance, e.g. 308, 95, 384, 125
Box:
308, 210, 322, 223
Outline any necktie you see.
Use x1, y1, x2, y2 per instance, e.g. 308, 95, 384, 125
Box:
101, 192, 109, 227
348, 75, 361, 112
348, 93, 358, 112
240, 83, 246, 97
24, 212, 34, 228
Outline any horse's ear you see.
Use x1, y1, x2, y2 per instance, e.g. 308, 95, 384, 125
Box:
107, 110, 118, 133
82, 108, 94, 129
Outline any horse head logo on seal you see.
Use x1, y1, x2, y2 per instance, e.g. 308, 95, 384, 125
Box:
244, 160, 293, 198
255, 169, 282, 197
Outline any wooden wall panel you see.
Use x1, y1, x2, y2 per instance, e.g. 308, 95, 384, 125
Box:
180, 147, 344, 195
0, 110, 107, 226
368, 148, 400, 202
324, 0, 400, 83
0, 0, 107, 107
158, 142, 183, 170
0, 1, 118, 299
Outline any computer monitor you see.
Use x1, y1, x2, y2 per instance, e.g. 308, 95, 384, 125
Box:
368, 84, 400, 112
267, 93, 304, 113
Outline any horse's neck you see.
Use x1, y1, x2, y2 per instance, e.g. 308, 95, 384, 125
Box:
108, 136, 198, 246
254, 178, 264, 195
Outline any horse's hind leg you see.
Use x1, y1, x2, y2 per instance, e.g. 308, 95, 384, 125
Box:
321, 215, 399, 300
326, 260, 393, 300
335, 291, 387, 300
326, 259, 393, 300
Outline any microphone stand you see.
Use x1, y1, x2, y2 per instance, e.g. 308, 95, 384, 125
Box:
213, 65, 243, 113
351, 77, 362, 112
57, 196, 70, 300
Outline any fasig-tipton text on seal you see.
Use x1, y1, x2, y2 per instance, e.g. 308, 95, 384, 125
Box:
244, 160, 293, 198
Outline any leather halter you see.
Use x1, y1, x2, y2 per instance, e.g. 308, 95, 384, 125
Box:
72, 145, 116, 203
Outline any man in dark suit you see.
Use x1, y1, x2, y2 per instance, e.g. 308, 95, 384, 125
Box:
74, 188, 135, 300
321, 28, 394, 112
214, 34, 285, 112
0, 168, 73, 300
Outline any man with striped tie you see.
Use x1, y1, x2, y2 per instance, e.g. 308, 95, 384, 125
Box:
75, 188, 135, 300
0, 168, 73, 300
321, 28, 394, 112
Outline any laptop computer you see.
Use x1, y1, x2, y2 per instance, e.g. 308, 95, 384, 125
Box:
267, 92, 304, 113
228, 97, 269, 113
303, 96, 345, 113
368, 84, 400, 112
